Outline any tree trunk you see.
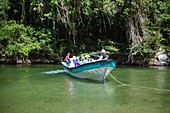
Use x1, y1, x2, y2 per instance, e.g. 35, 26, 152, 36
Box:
126, 9, 147, 63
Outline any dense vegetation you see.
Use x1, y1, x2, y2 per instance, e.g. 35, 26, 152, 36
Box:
0, 0, 169, 64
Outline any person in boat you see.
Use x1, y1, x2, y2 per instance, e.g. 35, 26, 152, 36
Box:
76, 56, 80, 62
83, 55, 91, 64
65, 53, 71, 64
99, 49, 107, 60
76, 56, 81, 65
95, 57, 98, 60
73, 56, 79, 67
79, 56, 85, 65
69, 59, 75, 68
91, 58, 96, 62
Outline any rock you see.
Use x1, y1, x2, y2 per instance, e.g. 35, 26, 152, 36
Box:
168, 51, 170, 58
149, 48, 169, 66
30, 59, 55, 64
41, 59, 54, 64
149, 60, 168, 66
157, 54, 168, 62
16, 60, 22, 64
154, 47, 165, 58
25, 59, 31, 64
15, 59, 32, 64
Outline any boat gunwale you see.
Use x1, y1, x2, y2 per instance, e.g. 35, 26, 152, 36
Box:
61, 59, 116, 69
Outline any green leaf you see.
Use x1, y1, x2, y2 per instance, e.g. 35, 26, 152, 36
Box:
40, 3, 44, 7
33, 7, 37, 11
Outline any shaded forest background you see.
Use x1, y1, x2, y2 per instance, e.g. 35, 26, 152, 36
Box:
0, 0, 169, 65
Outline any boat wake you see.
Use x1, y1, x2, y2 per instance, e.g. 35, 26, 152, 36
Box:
42, 70, 66, 74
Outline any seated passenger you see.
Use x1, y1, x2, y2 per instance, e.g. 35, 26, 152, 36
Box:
76, 56, 80, 62
73, 56, 79, 67
79, 56, 85, 65
95, 57, 98, 60
77, 56, 81, 65
99, 49, 107, 60
91, 58, 95, 62
69, 60, 75, 68
83, 55, 90, 64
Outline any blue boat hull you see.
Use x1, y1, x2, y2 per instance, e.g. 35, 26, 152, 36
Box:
61, 60, 116, 81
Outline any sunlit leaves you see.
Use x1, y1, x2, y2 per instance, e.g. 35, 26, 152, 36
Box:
104, 46, 119, 52
0, 20, 53, 59
31, 0, 44, 11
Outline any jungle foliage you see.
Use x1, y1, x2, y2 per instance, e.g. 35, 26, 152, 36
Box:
0, 0, 169, 64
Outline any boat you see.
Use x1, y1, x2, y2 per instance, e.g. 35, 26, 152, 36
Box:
61, 59, 116, 81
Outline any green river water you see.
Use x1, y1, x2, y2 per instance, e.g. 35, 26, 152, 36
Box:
0, 65, 170, 113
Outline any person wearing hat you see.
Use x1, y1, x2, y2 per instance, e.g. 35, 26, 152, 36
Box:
79, 56, 85, 65
99, 49, 107, 60
69, 56, 79, 67
83, 55, 90, 64
73, 56, 79, 67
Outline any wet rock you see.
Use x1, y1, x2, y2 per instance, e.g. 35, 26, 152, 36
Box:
16, 60, 23, 64
149, 60, 168, 66
157, 54, 168, 62
149, 48, 169, 66
30, 59, 55, 64
25, 59, 31, 64
155, 48, 165, 57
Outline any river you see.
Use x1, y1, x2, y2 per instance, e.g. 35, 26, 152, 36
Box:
0, 65, 170, 113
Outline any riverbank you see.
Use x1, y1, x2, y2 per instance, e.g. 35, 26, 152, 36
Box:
1, 53, 169, 66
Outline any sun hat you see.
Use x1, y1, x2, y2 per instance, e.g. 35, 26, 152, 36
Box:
73, 56, 76, 60
101, 49, 106, 53
82, 56, 85, 59
85, 55, 90, 58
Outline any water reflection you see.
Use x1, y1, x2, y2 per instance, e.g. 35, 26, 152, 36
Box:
149, 66, 169, 89
64, 77, 75, 100
149, 66, 168, 70
155, 72, 166, 89
104, 80, 117, 94
1, 65, 170, 113
63, 73, 118, 102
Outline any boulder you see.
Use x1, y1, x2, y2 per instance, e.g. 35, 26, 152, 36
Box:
157, 54, 168, 62
149, 48, 169, 66
16, 60, 22, 64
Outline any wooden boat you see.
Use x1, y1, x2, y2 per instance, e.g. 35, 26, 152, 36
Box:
61, 60, 116, 81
